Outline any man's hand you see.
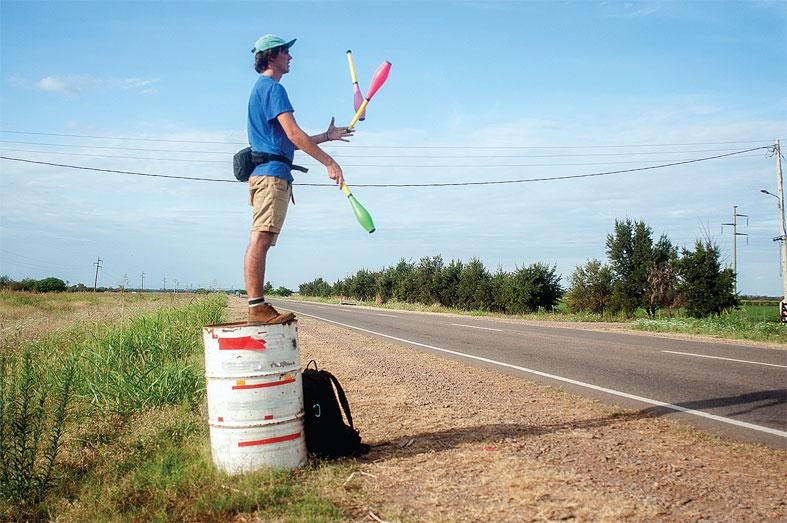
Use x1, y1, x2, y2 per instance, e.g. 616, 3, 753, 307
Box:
327, 160, 345, 187
326, 117, 353, 142
277, 111, 345, 187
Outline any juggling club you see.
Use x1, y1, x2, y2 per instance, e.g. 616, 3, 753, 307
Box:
346, 50, 366, 121
341, 184, 375, 233
347, 60, 391, 131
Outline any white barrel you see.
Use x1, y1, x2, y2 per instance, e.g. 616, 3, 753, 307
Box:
203, 321, 299, 377
209, 418, 306, 474
206, 371, 303, 423
203, 321, 305, 472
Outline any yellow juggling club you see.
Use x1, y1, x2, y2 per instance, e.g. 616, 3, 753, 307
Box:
347, 61, 391, 131
341, 184, 375, 233
346, 50, 366, 121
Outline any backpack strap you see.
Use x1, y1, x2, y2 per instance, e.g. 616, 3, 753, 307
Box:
305, 359, 318, 371
325, 371, 355, 428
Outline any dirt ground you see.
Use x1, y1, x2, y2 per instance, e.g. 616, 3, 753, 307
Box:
227, 298, 786, 522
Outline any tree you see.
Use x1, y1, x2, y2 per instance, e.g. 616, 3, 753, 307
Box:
347, 269, 376, 301
298, 277, 331, 297
33, 277, 67, 293
390, 259, 416, 302
606, 219, 651, 315
606, 219, 676, 317
677, 240, 738, 317
375, 267, 397, 303
264, 281, 274, 295
412, 256, 444, 305
490, 268, 512, 313
565, 259, 613, 314
646, 263, 680, 316
507, 263, 563, 313
437, 259, 463, 308
457, 258, 492, 311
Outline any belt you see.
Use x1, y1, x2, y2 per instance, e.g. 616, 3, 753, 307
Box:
251, 152, 309, 173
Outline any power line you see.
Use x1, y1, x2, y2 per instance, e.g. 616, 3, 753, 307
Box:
0, 156, 237, 182
0, 129, 776, 149
0, 146, 771, 187
0, 138, 771, 159
0, 130, 241, 145
0, 146, 765, 168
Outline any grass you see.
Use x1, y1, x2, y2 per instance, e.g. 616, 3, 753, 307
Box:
284, 295, 785, 344
283, 295, 610, 323
0, 292, 356, 521
631, 304, 787, 344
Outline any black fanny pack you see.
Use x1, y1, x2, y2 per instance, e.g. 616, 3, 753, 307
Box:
233, 147, 309, 182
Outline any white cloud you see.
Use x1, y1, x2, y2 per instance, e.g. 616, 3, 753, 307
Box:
37, 76, 80, 97
11, 74, 162, 98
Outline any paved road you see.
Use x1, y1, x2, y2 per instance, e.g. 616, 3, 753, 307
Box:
270, 299, 787, 448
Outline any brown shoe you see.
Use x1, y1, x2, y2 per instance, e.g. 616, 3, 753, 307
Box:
248, 302, 296, 325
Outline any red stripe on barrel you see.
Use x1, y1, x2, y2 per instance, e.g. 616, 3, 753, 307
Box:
232, 377, 296, 390
218, 336, 267, 350
238, 432, 301, 447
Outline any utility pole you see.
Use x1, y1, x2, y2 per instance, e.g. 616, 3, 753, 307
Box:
173, 279, 179, 294
721, 205, 748, 295
775, 140, 787, 321
140, 272, 145, 291
760, 140, 787, 322
93, 257, 103, 292
163, 276, 166, 292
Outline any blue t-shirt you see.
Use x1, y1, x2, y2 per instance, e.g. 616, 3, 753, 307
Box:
247, 75, 295, 182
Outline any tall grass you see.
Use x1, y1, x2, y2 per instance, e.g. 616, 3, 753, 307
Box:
0, 351, 77, 512
632, 307, 786, 343
0, 294, 227, 519
1, 293, 351, 521
77, 298, 223, 415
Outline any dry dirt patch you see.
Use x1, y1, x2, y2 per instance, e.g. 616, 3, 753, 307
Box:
227, 298, 785, 521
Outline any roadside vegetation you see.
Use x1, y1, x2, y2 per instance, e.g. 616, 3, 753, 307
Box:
0, 292, 350, 521
297, 219, 784, 344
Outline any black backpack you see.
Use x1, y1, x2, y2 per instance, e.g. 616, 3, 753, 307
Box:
301, 361, 370, 459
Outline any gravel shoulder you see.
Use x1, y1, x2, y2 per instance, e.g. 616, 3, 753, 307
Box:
229, 298, 786, 521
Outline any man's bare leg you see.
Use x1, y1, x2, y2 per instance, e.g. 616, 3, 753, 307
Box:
244, 231, 294, 324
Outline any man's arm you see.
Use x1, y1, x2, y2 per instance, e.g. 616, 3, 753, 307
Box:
277, 111, 345, 186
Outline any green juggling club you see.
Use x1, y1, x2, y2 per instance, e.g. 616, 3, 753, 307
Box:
340, 184, 375, 233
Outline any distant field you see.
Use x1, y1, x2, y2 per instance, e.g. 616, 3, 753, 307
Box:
0, 290, 197, 343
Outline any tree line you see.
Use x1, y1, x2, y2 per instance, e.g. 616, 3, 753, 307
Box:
0, 276, 70, 293
300, 257, 564, 314
299, 219, 738, 318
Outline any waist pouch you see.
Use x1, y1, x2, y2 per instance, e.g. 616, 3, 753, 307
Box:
233, 147, 308, 182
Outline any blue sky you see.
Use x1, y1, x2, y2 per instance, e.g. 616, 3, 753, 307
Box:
1, 0, 785, 295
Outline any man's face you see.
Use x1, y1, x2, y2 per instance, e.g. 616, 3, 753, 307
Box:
271, 47, 291, 74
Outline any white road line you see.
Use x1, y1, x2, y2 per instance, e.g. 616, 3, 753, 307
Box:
450, 323, 503, 332
662, 350, 787, 369
376, 313, 397, 318
293, 310, 787, 439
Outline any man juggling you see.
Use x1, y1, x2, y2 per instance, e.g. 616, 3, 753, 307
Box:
244, 34, 353, 324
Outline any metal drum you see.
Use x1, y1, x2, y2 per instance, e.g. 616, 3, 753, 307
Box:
203, 321, 305, 473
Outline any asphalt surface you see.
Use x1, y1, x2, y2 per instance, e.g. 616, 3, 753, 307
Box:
270, 299, 787, 448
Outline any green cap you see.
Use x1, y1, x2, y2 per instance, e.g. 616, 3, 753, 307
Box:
252, 34, 296, 54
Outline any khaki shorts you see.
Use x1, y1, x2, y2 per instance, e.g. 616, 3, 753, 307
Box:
249, 175, 291, 244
